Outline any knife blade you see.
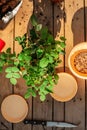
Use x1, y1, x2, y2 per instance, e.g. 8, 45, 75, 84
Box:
2, 0, 23, 24
23, 119, 77, 128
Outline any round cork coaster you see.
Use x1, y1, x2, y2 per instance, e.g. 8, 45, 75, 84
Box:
1, 94, 28, 123
50, 72, 78, 102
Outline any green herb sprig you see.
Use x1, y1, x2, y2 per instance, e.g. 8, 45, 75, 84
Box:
0, 14, 66, 101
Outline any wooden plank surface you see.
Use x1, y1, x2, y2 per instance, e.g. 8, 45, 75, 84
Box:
0, 0, 87, 130
0, 73, 12, 130
13, 0, 33, 130
32, 1, 53, 130
64, 0, 85, 130
53, 1, 65, 130
0, 12, 14, 130
14, 0, 33, 54
85, 0, 87, 129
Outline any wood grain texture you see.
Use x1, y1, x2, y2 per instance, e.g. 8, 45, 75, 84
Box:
0, 0, 87, 130
0, 21, 14, 52
53, 1, 65, 68
65, 0, 85, 66
32, 95, 53, 130
53, 2, 65, 130
64, 0, 85, 130
13, 78, 32, 130
0, 10, 14, 130
0, 71, 12, 130
33, 0, 53, 33
85, 0, 87, 129
14, 0, 33, 54
13, 0, 33, 130
32, 0, 53, 130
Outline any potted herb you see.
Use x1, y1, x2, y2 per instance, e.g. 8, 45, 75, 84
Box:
0, 15, 66, 101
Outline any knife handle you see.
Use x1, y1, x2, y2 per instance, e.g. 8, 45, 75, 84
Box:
23, 119, 46, 126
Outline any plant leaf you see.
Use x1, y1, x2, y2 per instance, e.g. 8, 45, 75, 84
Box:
0, 67, 2, 72
18, 53, 24, 60
39, 58, 48, 68
5, 67, 12, 73
13, 73, 20, 78
6, 73, 13, 78
0, 52, 7, 59
30, 28, 37, 40
60, 42, 66, 48
54, 74, 59, 81
46, 85, 53, 93
30, 14, 37, 26
35, 24, 42, 31
25, 88, 36, 98
60, 36, 66, 41
31, 90, 36, 97
15, 36, 21, 43
24, 92, 31, 99
41, 27, 48, 39
14, 61, 19, 66
47, 34, 54, 43
11, 67, 19, 72
6, 48, 11, 53
36, 48, 43, 58
0, 61, 5, 67
10, 78, 17, 85
40, 94, 46, 101
48, 56, 54, 63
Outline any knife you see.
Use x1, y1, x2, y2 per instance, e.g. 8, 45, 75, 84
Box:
23, 119, 77, 128
2, 0, 23, 24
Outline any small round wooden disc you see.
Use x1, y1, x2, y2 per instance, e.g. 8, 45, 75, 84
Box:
51, 72, 78, 102
1, 94, 28, 123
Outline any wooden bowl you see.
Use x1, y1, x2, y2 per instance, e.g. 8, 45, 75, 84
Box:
50, 72, 78, 102
68, 42, 87, 79
1, 94, 28, 123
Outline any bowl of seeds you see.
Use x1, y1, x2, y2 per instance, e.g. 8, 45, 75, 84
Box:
68, 42, 87, 79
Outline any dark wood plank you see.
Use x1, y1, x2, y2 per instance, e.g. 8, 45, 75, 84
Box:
13, 0, 33, 130
15, 0, 33, 53
32, 95, 53, 130
85, 0, 87, 129
33, 0, 53, 33
13, 78, 32, 130
0, 17, 14, 130
32, 0, 53, 130
0, 71, 13, 130
53, 1, 65, 130
64, 0, 85, 130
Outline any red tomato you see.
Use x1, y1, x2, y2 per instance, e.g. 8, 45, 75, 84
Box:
0, 39, 5, 51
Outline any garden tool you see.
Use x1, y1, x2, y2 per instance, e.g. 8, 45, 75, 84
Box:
0, 0, 23, 24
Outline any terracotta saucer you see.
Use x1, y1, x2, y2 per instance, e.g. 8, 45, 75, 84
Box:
50, 72, 78, 102
1, 94, 28, 123
68, 42, 87, 79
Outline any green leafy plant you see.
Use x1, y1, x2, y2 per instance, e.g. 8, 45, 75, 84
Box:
0, 14, 66, 101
